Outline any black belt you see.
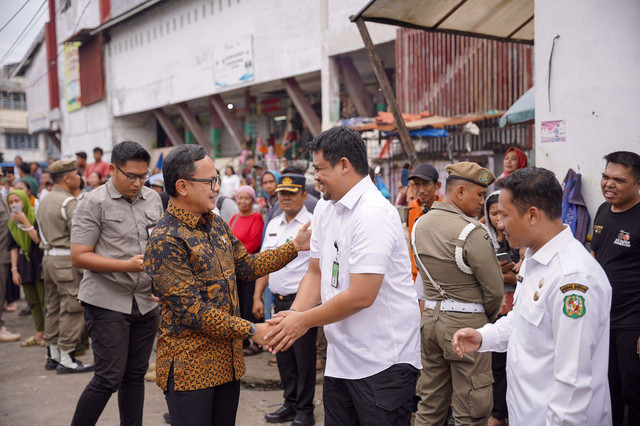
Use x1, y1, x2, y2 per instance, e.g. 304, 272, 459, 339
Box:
274, 293, 296, 302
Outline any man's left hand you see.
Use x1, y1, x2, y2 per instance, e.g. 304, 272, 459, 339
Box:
292, 221, 312, 252
264, 310, 309, 354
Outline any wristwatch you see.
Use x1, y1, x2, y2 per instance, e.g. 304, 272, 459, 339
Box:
248, 323, 257, 337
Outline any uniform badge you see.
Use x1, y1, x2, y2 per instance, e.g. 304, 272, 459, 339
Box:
563, 294, 586, 319
282, 176, 293, 185
560, 283, 589, 293
593, 225, 603, 234
478, 171, 491, 185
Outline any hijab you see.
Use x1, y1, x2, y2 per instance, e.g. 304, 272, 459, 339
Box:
7, 189, 37, 261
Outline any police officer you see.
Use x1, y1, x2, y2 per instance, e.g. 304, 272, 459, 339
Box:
37, 160, 92, 373
412, 161, 503, 426
453, 167, 612, 425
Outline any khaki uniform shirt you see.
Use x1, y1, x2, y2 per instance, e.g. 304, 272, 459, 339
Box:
71, 179, 163, 315
413, 201, 503, 319
36, 186, 77, 250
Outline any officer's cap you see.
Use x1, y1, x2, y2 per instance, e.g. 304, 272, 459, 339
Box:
48, 160, 77, 175
276, 174, 306, 193
409, 163, 439, 183
445, 162, 495, 188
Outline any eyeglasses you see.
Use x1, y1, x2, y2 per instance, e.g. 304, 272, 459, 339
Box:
115, 165, 150, 183
183, 174, 220, 190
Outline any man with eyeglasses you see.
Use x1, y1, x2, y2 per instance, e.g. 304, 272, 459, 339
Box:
70, 141, 164, 425
144, 145, 311, 426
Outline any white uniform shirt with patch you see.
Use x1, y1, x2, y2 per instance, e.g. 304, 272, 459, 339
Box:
310, 176, 421, 380
260, 207, 312, 296
478, 226, 612, 426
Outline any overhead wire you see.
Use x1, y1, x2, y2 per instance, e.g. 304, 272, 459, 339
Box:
0, 0, 48, 66
0, 0, 33, 35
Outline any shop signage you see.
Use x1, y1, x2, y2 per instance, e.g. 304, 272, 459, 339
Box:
541, 120, 566, 143
65, 42, 82, 112
214, 35, 254, 88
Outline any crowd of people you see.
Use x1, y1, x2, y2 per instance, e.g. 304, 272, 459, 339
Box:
0, 129, 638, 426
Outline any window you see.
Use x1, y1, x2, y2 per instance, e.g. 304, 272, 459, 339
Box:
5, 133, 39, 150
0, 92, 26, 110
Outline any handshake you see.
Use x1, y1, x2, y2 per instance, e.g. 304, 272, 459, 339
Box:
250, 310, 309, 354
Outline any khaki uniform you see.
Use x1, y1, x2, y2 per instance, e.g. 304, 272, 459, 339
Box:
414, 201, 503, 426
37, 186, 84, 352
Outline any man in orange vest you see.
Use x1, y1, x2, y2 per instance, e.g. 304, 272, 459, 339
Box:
407, 163, 442, 282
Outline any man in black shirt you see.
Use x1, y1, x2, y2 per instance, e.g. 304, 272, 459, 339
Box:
591, 151, 640, 426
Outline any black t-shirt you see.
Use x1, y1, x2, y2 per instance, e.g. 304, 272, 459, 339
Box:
591, 201, 640, 329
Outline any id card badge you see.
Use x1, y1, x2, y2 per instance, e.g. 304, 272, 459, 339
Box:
331, 240, 339, 288
146, 223, 157, 238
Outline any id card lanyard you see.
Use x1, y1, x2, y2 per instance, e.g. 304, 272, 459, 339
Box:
331, 240, 339, 288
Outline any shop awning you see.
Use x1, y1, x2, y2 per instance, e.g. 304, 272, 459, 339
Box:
499, 87, 534, 127
351, 0, 534, 45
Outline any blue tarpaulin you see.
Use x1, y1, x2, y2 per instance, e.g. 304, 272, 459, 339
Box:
383, 127, 449, 138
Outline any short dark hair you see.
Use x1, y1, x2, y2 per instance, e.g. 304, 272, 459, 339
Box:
604, 151, 640, 181
226, 165, 235, 175
500, 167, 562, 219
111, 141, 150, 168
93, 147, 104, 155
19, 163, 30, 175
163, 145, 208, 197
485, 192, 500, 211
445, 176, 473, 193
51, 170, 74, 184
75, 151, 87, 160
307, 126, 369, 177
281, 165, 304, 175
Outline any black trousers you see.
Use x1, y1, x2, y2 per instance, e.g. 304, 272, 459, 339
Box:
490, 351, 508, 420
609, 328, 640, 426
274, 296, 317, 415
165, 365, 240, 426
71, 300, 159, 426
323, 363, 418, 426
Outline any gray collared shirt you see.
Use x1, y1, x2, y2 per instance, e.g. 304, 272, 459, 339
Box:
71, 179, 164, 314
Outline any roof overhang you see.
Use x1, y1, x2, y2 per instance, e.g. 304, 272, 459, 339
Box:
351, 0, 534, 45
65, 0, 166, 43
11, 28, 46, 77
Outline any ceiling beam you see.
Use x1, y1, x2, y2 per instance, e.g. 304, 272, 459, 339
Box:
282, 77, 321, 137
153, 108, 184, 146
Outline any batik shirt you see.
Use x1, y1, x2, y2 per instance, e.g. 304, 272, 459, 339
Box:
144, 201, 298, 391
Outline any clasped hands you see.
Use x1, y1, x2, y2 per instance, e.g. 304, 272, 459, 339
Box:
249, 310, 309, 354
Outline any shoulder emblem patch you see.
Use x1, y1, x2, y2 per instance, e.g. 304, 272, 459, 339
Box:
563, 294, 586, 319
560, 283, 589, 293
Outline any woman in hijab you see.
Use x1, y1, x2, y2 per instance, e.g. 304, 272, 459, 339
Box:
496, 146, 528, 183
7, 189, 45, 347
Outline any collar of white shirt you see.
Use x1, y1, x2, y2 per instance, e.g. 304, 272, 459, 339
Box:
525, 225, 573, 266
334, 176, 374, 214
278, 206, 310, 226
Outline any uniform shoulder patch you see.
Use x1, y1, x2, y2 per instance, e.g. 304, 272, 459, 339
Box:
560, 283, 589, 293
563, 294, 586, 319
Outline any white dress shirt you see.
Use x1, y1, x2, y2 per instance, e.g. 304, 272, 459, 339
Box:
310, 176, 421, 380
478, 226, 612, 426
261, 207, 312, 296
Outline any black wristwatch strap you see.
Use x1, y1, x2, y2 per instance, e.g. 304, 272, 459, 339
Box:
248, 323, 257, 337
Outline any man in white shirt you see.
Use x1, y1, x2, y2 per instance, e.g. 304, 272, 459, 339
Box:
253, 173, 316, 426
264, 126, 421, 425
452, 167, 612, 426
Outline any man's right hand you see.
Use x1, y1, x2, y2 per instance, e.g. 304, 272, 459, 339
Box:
125, 254, 145, 272
252, 298, 264, 319
251, 322, 274, 346
451, 327, 483, 358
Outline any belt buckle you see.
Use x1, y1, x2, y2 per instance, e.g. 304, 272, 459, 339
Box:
277, 294, 284, 300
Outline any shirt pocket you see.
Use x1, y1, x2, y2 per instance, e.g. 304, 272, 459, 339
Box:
262, 234, 278, 250
515, 302, 549, 351
102, 210, 126, 241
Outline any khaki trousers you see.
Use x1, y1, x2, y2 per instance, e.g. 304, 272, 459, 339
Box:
42, 255, 85, 352
415, 307, 494, 426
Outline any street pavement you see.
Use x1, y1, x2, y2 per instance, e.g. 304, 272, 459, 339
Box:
0, 299, 325, 425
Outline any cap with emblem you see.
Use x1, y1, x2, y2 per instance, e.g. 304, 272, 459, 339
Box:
276, 174, 306, 193
445, 161, 495, 188
409, 163, 439, 183
48, 160, 77, 175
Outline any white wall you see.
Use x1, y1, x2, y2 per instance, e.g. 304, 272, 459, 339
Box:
106, 0, 323, 116
534, 0, 640, 216
24, 42, 51, 133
